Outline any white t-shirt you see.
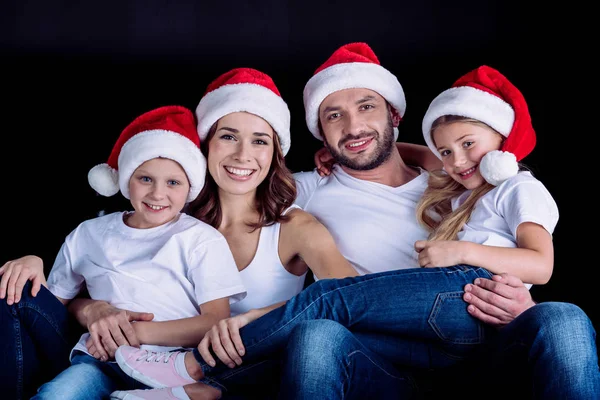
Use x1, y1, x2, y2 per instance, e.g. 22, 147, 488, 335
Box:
452, 171, 559, 248
293, 166, 430, 276
230, 206, 307, 316
47, 212, 246, 358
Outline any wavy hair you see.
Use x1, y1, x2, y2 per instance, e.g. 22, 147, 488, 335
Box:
416, 115, 499, 241
186, 121, 297, 231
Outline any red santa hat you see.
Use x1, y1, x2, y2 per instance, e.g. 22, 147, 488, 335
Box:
88, 105, 206, 202
195, 68, 291, 155
303, 42, 406, 141
421, 65, 536, 186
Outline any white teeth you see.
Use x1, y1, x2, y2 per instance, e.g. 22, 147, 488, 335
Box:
146, 204, 167, 210
348, 140, 368, 148
225, 166, 254, 176
459, 167, 476, 176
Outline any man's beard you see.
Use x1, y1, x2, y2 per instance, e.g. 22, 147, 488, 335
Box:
325, 115, 395, 171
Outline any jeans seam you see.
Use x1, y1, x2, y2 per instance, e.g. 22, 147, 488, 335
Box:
12, 306, 24, 400
244, 265, 485, 352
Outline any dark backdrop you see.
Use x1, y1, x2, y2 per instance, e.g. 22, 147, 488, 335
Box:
2, 1, 591, 346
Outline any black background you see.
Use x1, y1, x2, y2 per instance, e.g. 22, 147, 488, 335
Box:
2, 2, 592, 347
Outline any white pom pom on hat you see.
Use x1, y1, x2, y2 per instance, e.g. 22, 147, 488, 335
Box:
88, 105, 206, 202
421, 65, 536, 186
196, 68, 291, 156
303, 42, 406, 142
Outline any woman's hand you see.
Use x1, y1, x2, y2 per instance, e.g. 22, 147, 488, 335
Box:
0, 255, 47, 305
197, 310, 260, 368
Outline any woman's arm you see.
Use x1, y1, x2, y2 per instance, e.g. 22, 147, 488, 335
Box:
415, 222, 554, 285
279, 209, 359, 280
134, 297, 231, 348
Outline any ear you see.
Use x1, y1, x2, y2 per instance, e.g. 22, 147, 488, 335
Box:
388, 105, 401, 127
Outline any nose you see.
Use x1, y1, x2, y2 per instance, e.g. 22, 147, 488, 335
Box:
452, 152, 467, 168
233, 141, 251, 162
148, 182, 166, 199
342, 112, 364, 136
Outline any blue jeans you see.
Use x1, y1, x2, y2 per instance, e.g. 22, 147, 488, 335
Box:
194, 266, 495, 391
278, 302, 600, 400
33, 351, 149, 399
0, 282, 80, 400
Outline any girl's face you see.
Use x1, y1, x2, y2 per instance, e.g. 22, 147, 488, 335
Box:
433, 121, 503, 190
127, 157, 190, 229
207, 112, 275, 197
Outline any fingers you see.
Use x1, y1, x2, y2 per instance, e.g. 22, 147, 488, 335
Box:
464, 301, 503, 327
463, 283, 511, 324
30, 275, 42, 297
12, 271, 31, 303
217, 322, 243, 366
228, 324, 245, 357
198, 335, 216, 367
0, 263, 13, 301
88, 331, 110, 361
472, 277, 516, 301
492, 273, 524, 288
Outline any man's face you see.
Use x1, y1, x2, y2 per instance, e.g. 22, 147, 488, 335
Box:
319, 88, 395, 171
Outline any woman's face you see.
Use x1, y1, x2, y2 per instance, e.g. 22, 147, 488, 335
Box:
207, 112, 275, 196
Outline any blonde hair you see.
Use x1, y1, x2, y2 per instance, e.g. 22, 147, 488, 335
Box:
416, 115, 497, 241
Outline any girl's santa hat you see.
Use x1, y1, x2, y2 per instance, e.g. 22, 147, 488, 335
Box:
195, 68, 291, 155
422, 65, 536, 186
88, 105, 206, 202
303, 42, 406, 141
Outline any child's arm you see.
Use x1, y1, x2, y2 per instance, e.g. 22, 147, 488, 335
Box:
132, 297, 231, 348
415, 222, 554, 285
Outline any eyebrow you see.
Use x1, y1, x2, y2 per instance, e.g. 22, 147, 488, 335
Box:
321, 95, 378, 115
218, 126, 272, 137
436, 134, 473, 150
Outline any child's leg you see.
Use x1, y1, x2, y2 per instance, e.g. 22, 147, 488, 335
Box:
0, 281, 79, 399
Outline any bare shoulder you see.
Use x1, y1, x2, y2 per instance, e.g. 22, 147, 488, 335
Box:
283, 208, 320, 228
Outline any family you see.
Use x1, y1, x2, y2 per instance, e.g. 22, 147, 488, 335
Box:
1, 42, 598, 400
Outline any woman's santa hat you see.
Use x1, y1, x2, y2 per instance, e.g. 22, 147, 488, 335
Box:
88, 105, 206, 202
303, 42, 406, 141
422, 65, 536, 186
195, 68, 291, 155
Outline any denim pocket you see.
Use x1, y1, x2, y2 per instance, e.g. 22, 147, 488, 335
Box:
428, 291, 483, 345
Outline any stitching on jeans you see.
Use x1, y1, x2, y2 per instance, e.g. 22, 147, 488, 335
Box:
245, 265, 488, 351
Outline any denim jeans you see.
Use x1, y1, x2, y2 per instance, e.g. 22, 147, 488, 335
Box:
32, 351, 149, 399
0, 282, 80, 400
195, 266, 495, 392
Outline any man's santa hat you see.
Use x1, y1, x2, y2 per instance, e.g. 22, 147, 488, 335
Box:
88, 105, 206, 202
422, 65, 536, 186
303, 42, 406, 141
195, 68, 291, 155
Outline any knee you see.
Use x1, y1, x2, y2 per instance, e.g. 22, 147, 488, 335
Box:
287, 320, 356, 364
527, 302, 597, 355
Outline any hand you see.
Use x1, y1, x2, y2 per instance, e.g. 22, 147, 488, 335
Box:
0, 255, 47, 305
197, 312, 254, 369
414, 240, 465, 268
463, 273, 536, 328
314, 146, 335, 177
84, 302, 154, 360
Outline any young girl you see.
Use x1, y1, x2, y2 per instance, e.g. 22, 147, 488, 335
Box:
112, 66, 559, 399
29, 105, 246, 399
415, 64, 557, 286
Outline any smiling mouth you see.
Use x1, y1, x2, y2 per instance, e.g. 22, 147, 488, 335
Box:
458, 166, 477, 176
144, 203, 168, 211
225, 166, 255, 177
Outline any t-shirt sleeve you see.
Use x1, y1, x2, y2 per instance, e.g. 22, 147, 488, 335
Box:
293, 170, 321, 208
188, 236, 246, 306
46, 237, 85, 300
497, 178, 559, 238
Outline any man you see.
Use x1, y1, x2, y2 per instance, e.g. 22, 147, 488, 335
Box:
282, 42, 599, 399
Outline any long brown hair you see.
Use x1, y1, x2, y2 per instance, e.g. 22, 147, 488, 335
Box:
416, 115, 497, 241
185, 120, 297, 231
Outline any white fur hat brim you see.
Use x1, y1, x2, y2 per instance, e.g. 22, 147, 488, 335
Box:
303, 62, 406, 141
422, 86, 515, 159
196, 83, 291, 155
88, 129, 206, 202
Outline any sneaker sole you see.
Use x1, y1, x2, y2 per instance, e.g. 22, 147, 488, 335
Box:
115, 348, 167, 389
